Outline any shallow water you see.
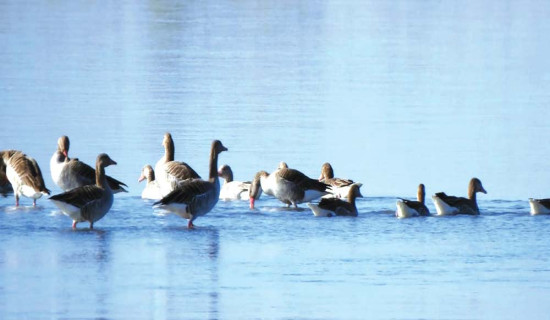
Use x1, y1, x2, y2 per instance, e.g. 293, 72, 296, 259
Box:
1, 196, 550, 319
2, 0, 550, 318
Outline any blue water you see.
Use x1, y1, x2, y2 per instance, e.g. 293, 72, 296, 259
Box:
2, 0, 550, 318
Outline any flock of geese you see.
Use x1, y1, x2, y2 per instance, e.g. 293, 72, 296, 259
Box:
1, 133, 550, 229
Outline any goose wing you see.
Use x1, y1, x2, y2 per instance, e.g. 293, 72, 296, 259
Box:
434, 192, 477, 214
10, 153, 50, 194
165, 161, 201, 181
68, 159, 127, 191
155, 179, 213, 205
278, 168, 329, 192
399, 198, 430, 215
49, 185, 104, 208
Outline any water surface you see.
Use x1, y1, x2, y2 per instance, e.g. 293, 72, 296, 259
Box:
2, 0, 550, 318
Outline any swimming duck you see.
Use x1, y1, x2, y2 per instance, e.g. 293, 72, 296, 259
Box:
2, 150, 50, 206
432, 178, 487, 215
528, 198, 550, 215
50, 136, 127, 193
250, 167, 330, 208
138, 165, 163, 200
318, 162, 361, 198
396, 184, 430, 218
218, 164, 251, 201
154, 133, 201, 196
307, 184, 363, 217
49, 153, 117, 229
154, 140, 227, 229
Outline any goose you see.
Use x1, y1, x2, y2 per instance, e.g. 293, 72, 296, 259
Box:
528, 198, 550, 215
153, 140, 228, 229
307, 184, 363, 217
138, 165, 162, 200
396, 184, 430, 218
2, 150, 50, 206
49, 153, 117, 229
318, 162, 362, 198
50, 136, 127, 193
249, 167, 330, 208
218, 164, 251, 201
0, 155, 13, 196
432, 178, 487, 215
248, 170, 268, 209
154, 132, 201, 196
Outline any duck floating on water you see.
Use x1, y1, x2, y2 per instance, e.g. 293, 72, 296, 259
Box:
432, 178, 486, 215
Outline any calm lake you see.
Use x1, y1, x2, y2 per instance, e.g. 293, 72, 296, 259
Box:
2, 0, 550, 319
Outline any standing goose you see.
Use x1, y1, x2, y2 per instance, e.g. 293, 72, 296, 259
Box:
528, 198, 550, 215
138, 164, 162, 200
250, 167, 331, 208
432, 178, 487, 215
396, 184, 430, 218
153, 140, 228, 229
154, 132, 201, 196
50, 136, 127, 193
307, 184, 363, 217
2, 150, 50, 206
218, 164, 251, 201
318, 162, 362, 198
49, 153, 117, 229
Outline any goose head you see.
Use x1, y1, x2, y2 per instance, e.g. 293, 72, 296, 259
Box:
470, 178, 487, 194
249, 170, 269, 209
218, 164, 233, 182
97, 153, 117, 168
319, 162, 334, 181
57, 136, 70, 158
138, 164, 155, 183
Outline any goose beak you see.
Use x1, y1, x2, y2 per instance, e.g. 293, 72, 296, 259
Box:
138, 174, 145, 183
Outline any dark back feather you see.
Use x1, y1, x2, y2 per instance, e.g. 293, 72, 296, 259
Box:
10, 153, 50, 194
165, 161, 201, 181
400, 199, 430, 216
49, 185, 103, 208
70, 159, 127, 191
318, 197, 356, 216
155, 179, 213, 205
278, 168, 329, 192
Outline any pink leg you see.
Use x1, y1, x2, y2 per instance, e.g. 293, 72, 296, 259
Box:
72, 221, 77, 229
188, 220, 195, 229
33, 199, 36, 207
15, 195, 19, 207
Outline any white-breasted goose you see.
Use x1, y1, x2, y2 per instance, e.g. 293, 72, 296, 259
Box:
318, 162, 362, 198
396, 184, 430, 218
432, 178, 487, 215
218, 164, 251, 201
307, 184, 363, 217
50, 136, 127, 193
2, 150, 50, 206
138, 164, 162, 200
528, 198, 550, 215
49, 153, 117, 229
154, 132, 201, 196
250, 167, 331, 208
153, 140, 227, 229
